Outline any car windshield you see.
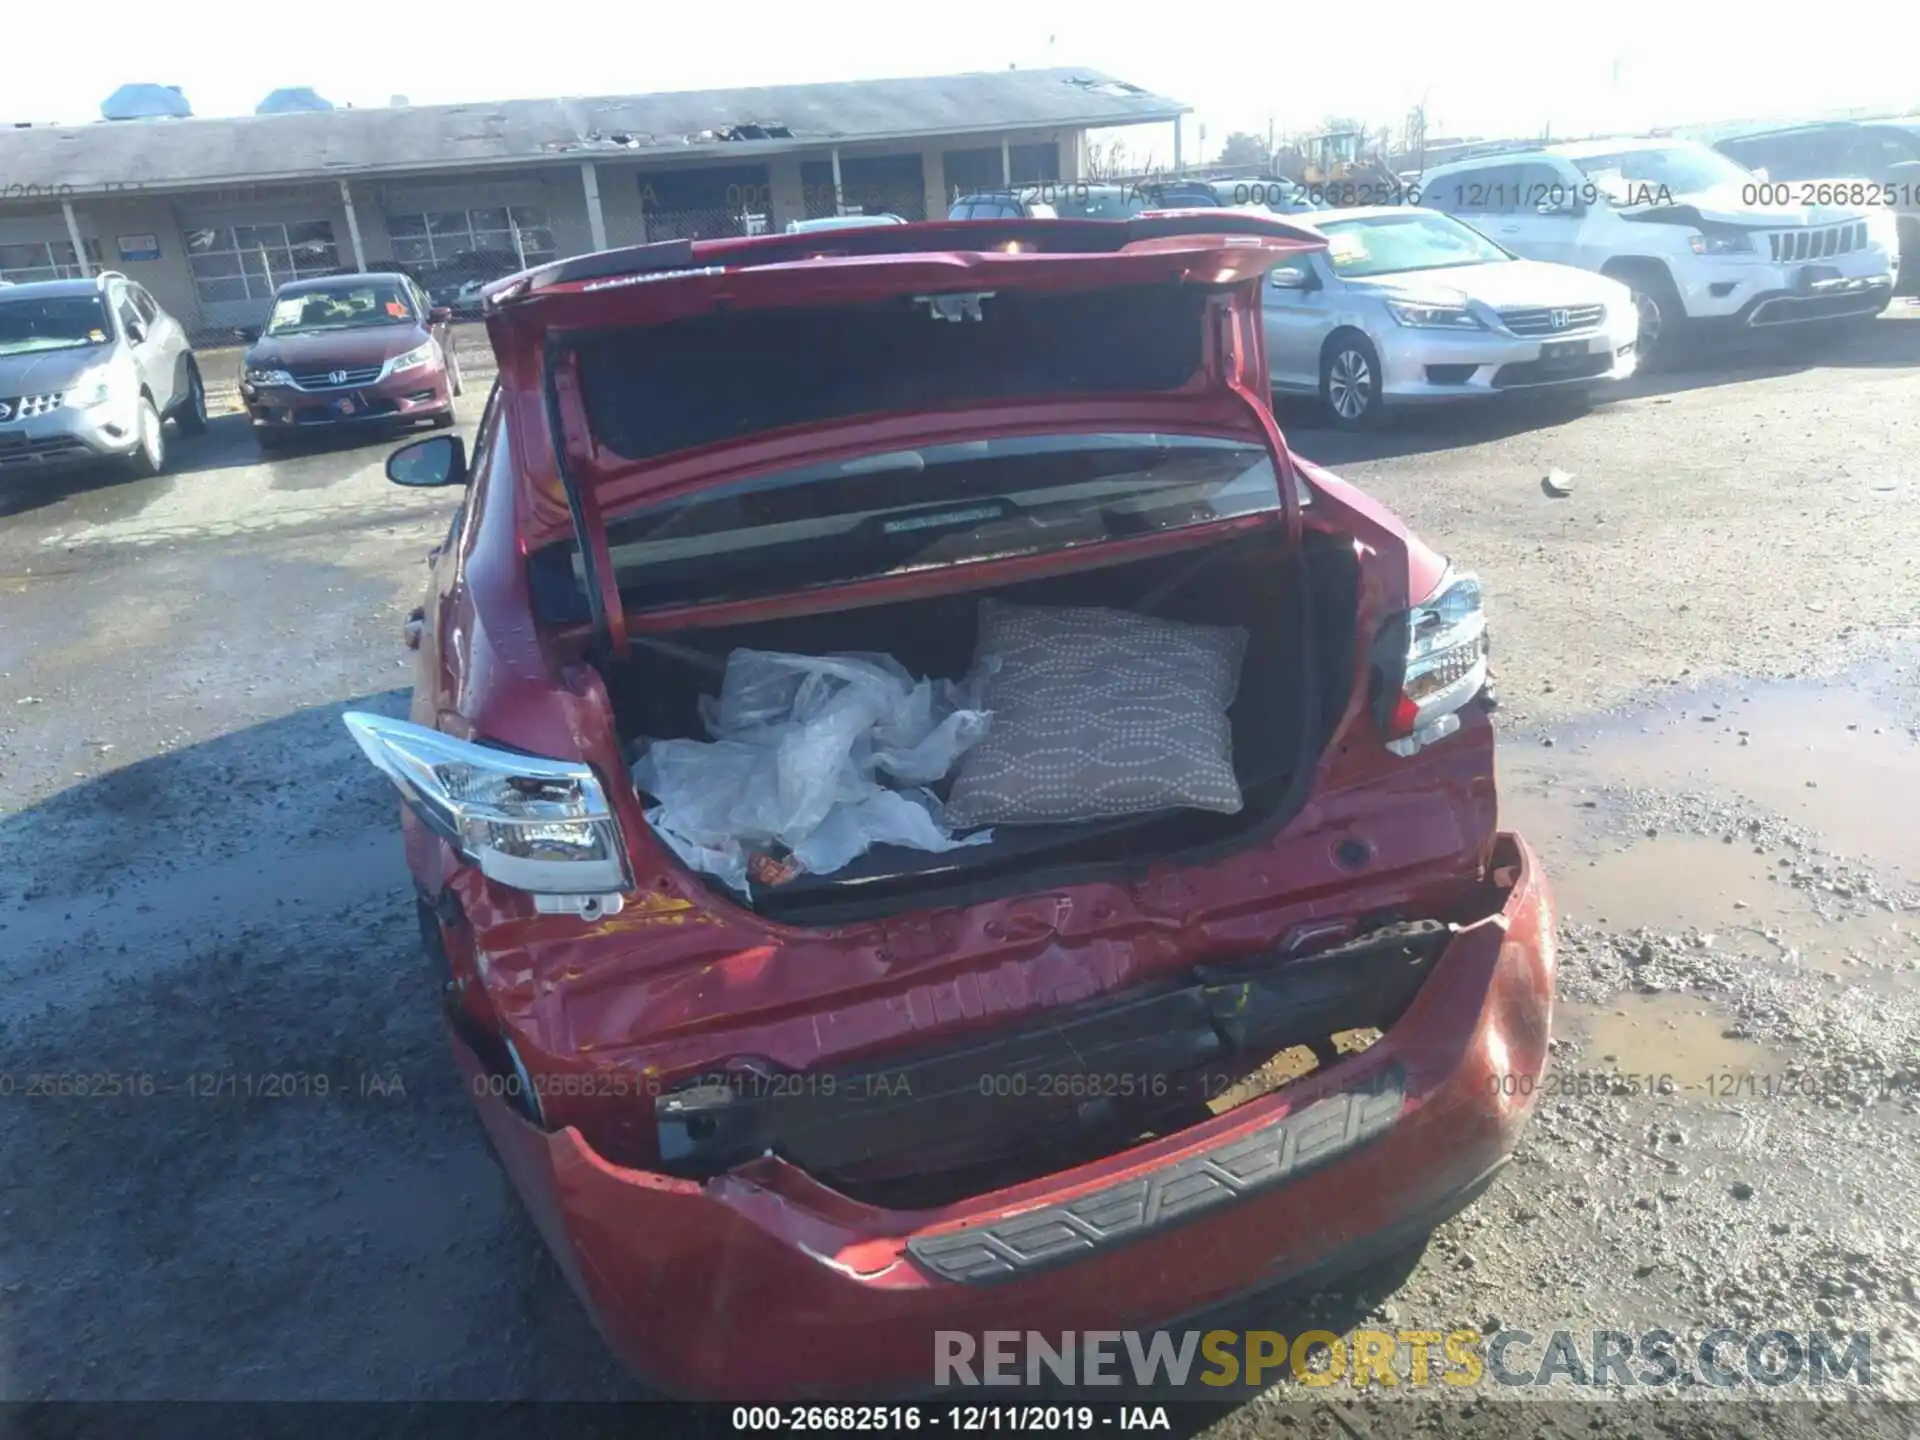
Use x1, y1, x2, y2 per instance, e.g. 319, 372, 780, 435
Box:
1317, 212, 1510, 277
0, 295, 114, 356
544, 434, 1290, 613
265, 282, 417, 335
1573, 144, 1751, 198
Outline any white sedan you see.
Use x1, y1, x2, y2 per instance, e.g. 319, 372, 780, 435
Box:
1264, 206, 1640, 428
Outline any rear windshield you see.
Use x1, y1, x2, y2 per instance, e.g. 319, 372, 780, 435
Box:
532, 433, 1285, 615
573, 284, 1208, 462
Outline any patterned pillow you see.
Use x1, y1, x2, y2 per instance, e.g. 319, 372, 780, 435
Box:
943, 600, 1248, 828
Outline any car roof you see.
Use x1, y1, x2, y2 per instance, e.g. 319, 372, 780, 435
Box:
0, 275, 112, 299
1300, 204, 1441, 225
1707, 120, 1856, 144
786, 214, 907, 231
1428, 136, 1706, 170
272, 272, 414, 297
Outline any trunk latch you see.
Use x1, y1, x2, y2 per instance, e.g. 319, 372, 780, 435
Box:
916, 292, 994, 323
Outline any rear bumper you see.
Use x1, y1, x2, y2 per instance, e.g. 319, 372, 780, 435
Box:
451, 832, 1556, 1400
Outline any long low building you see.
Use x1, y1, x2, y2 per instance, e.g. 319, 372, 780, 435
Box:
0, 68, 1185, 337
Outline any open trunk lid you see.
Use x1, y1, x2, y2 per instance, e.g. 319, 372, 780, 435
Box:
483, 216, 1324, 653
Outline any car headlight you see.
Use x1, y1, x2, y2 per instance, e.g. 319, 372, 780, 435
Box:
385, 342, 437, 376
62, 372, 115, 410
245, 367, 294, 387
1689, 231, 1752, 255
1385, 298, 1485, 330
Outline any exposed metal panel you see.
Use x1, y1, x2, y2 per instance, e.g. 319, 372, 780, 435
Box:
0, 69, 1187, 196
905, 1067, 1406, 1284
906, 1075, 1405, 1282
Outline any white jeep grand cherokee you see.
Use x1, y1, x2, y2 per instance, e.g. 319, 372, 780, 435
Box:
1420, 137, 1898, 360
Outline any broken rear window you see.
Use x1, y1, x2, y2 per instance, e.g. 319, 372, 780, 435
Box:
571, 283, 1210, 463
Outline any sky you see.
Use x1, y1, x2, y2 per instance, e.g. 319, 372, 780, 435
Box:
7, 0, 1917, 149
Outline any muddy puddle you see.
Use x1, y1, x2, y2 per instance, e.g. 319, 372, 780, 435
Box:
1502, 655, 1920, 988
1563, 991, 1779, 1094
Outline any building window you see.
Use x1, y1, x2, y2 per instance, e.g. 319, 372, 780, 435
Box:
385, 207, 556, 269
1009, 142, 1061, 185
797, 155, 927, 220
185, 221, 339, 305
0, 238, 105, 283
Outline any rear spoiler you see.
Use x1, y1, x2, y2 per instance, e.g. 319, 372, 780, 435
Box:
483, 211, 1327, 312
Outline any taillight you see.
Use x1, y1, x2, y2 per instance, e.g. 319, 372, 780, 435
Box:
343, 713, 632, 915
1379, 568, 1488, 757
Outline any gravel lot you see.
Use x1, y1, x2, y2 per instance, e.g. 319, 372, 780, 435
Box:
3, 308, 1919, 1434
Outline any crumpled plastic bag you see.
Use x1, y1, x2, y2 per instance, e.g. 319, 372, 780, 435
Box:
633, 649, 994, 894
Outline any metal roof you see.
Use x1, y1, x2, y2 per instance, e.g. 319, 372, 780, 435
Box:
0, 68, 1186, 197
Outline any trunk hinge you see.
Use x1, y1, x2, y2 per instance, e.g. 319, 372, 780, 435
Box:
544, 343, 630, 661
1219, 303, 1302, 550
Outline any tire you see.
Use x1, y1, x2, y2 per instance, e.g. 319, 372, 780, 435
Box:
123, 396, 166, 478
255, 426, 287, 453
1320, 332, 1384, 430
1608, 264, 1686, 368
431, 411, 456, 430
172, 360, 208, 437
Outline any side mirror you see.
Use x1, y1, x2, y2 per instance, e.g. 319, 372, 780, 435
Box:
1270, 265, 1317, 291
430, 306, 454, 324
387, 434, 467, 488
125, 320, 147, 345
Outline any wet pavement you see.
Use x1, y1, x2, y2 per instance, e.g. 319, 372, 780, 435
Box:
3, 318, 1920, 1430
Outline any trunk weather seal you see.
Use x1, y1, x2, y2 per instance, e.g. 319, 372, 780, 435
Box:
541, 336, 626, 658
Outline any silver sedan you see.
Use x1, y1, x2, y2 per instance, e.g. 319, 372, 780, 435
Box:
1263, 207, 1640, 428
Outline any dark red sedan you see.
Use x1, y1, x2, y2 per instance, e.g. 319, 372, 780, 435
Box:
240, 272, 463, 447
344, 215, 1555, 1400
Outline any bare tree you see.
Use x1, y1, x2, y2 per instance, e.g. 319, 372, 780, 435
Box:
1217, 131, 1272, 169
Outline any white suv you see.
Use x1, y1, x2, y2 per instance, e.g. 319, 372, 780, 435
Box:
1420, 138, 1898, 360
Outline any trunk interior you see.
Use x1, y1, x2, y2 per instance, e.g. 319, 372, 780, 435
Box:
601, 526, 1360, 925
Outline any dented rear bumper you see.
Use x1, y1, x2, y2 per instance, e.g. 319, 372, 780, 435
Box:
449, 832, 1555, 1400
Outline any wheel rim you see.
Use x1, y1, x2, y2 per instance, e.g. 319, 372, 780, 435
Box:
140, 402, 163, 468
1328, 349, 1373, 419
1634, 290, 1663, 351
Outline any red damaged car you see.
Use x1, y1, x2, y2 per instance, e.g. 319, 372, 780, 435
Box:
344, 213, 1555, 1400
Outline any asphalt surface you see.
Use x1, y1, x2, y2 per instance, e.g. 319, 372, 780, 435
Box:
4, 312, 1920, 1433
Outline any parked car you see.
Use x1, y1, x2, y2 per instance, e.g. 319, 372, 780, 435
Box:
239, 273, 461, 449
946, 189, 1060, 219
1264, 206, 1638, 428
341, 215, 1554, 1399
1707, 119, 1920, 293
784, 213, 909, 234
1420, 137, 1898, 360
424, 249, 524, 316
0, 272, 205, 479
